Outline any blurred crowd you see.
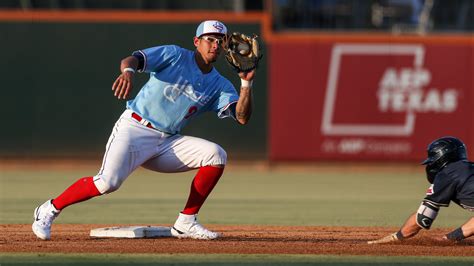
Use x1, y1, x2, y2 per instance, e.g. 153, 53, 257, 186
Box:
273, 0, 473, 33
0, 0, 263, 11
1, 0, 472, 33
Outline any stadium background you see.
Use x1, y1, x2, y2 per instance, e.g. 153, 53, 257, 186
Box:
1, 0, 472, 162
0, 0, 473, 265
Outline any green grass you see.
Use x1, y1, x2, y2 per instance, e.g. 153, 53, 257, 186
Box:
0, 167, 470, 227
1, 166, 472, 265
1, 253, 473, 266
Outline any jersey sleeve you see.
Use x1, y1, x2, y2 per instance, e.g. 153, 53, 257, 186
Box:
213, 80, 239, 119
423, 172, 457, 208
132, 45, 181, 73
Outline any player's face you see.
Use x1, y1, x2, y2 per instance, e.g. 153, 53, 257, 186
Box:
195, 34, 224, 63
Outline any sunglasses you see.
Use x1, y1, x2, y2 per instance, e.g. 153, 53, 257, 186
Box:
200, 36, 224, 45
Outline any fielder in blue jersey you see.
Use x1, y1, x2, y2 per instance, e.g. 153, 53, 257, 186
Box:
32, 20, 256, 240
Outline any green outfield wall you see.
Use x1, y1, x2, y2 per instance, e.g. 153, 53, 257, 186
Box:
1, 21, 267, 158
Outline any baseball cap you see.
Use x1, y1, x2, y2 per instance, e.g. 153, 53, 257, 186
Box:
196, 20, 227, 38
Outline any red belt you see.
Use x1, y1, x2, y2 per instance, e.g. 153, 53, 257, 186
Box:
131, 112, 154, 129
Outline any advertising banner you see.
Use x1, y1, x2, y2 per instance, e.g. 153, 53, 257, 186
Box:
269, 41, 473, 161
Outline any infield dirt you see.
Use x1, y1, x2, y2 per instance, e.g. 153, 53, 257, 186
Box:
1, 224, 472, 256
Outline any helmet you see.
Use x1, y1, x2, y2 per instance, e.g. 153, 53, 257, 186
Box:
422, 136, 468, 183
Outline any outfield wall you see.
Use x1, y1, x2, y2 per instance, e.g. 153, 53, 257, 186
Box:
0, 11, 267, 158
269, 34, 474, 161
2, 10, 473, 162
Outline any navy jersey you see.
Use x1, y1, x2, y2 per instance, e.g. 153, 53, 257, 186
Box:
423, 160, 474, 211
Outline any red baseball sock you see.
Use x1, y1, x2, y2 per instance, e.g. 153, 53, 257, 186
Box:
52, 176, 101, 210
182, 166, 224, 215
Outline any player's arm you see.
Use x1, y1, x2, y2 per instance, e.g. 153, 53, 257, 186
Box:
444, 217, 474, 241
399, 212, 423, 237
112, 55, 140, 100
368, 201, 440, 244
367, 213, 421, 244
234, 70, 255, 125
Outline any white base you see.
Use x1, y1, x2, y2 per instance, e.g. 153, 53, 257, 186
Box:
90, 226, 172, 238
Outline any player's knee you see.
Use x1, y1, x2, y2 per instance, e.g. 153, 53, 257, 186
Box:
93, 175, 123, 194
205, 144, 227, 166
216, 145, 227, 162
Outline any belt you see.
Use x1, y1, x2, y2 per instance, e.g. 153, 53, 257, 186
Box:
131, 112, 154, 129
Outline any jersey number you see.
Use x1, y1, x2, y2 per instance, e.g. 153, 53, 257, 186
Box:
184, 106, 198, 119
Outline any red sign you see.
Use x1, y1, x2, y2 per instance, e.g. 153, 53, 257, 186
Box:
269, 41, 474, 161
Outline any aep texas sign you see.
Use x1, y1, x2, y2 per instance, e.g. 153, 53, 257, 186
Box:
320, 44, 461, 157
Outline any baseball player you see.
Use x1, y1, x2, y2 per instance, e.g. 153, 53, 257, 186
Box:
32, 20, 256, 240
368, 137, 474, 244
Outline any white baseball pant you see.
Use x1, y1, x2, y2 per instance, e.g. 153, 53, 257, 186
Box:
93, 109, 227, 194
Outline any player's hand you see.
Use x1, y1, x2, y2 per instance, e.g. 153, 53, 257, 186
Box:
367, 232, 400, 244
238, 69, 256, 81
112, 72, 134, 99
441, 235, 461, 243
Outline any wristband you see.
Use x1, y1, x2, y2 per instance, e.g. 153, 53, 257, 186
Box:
395, 230, 405, 240
446, 227, 465, 241
241, 79, 253, 88
123, 67, 136, 73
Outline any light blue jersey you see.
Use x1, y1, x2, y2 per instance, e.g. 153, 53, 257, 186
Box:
126, 45, 239, 134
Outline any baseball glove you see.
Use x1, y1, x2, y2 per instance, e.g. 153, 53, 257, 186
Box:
224, 32, 262, 72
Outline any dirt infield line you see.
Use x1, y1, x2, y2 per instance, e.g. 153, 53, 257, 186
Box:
1, 224, 472, 256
